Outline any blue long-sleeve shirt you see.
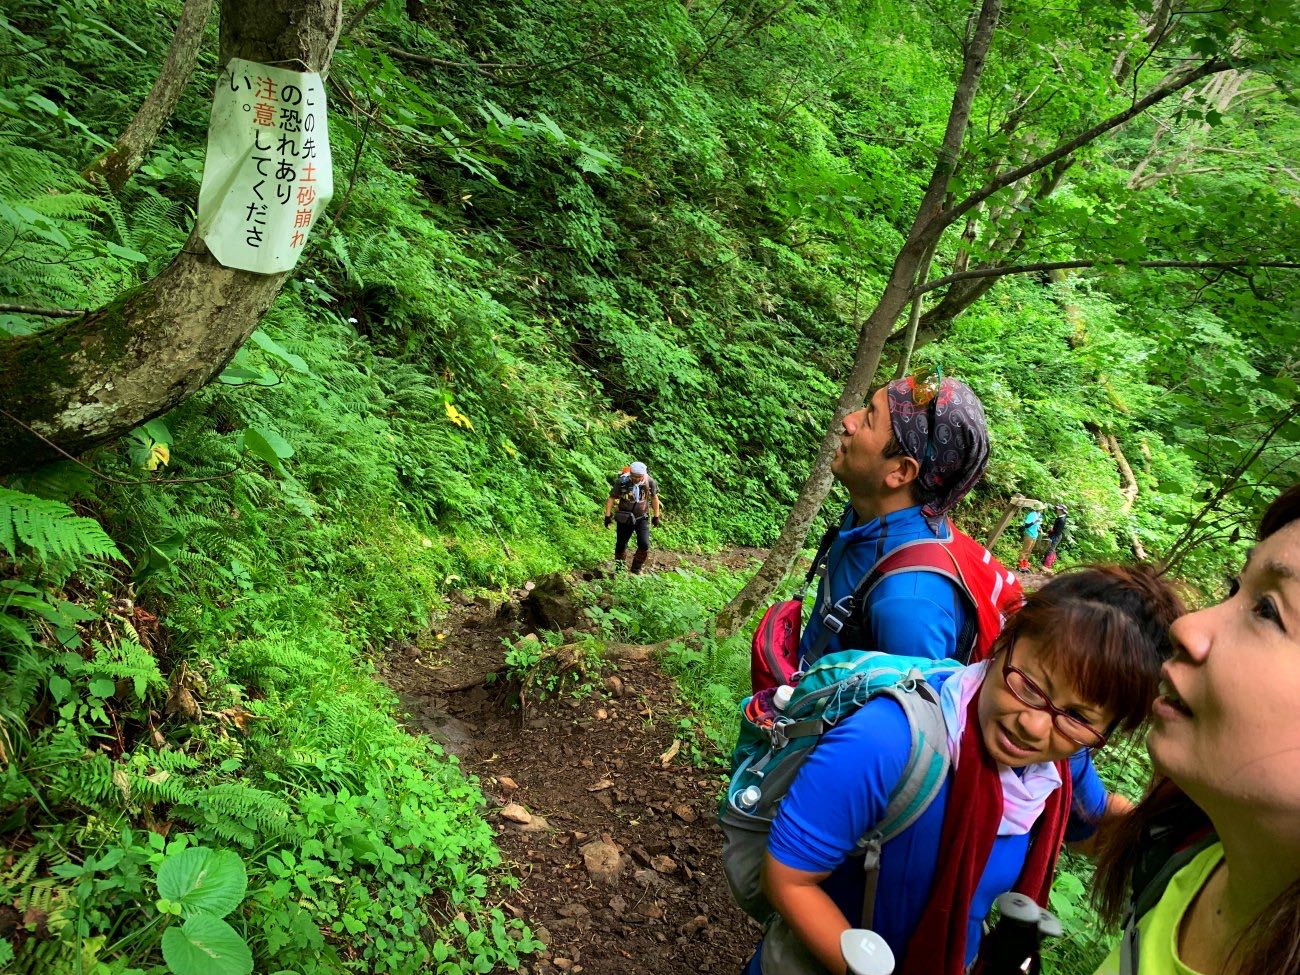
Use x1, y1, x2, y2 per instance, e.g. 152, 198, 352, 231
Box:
798, 504, 970, 663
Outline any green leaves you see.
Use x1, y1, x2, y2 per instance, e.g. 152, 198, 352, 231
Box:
161, 915, 253, 975
157, 847, 248, 919
156, 848, 252, 975
240, 427, 295, 476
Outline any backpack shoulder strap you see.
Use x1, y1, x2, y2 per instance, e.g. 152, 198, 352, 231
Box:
812, 525, 975, 661
1118, 833, 1220, 975
802, 520, 841, 590
854, 678, 951, 928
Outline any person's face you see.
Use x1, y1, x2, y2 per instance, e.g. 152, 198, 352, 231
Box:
1150, 519, 1300, 814
831, 387, 911, 497
977, 634, 1115, 767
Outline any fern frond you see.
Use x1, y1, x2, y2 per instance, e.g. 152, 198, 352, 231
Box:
0, 488, 120, 563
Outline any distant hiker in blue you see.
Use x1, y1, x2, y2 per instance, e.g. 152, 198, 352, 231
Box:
1017, 507, 1044, 571
602, 461, 661, 574
798, 371, 991, 665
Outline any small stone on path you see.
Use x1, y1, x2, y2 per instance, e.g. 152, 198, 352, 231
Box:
581, 837, 623, 885
501, 803, 532, 825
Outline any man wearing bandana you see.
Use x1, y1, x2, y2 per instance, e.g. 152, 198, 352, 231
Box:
798, 372, 991, 664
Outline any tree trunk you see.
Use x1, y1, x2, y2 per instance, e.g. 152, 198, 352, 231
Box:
83, 0, 216, 193
0, 0, 343, 472
712, 0, 1005, 637
894, 236, 939, 379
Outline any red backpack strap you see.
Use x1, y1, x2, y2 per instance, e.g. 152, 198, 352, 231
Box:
848, 526, 1020, 664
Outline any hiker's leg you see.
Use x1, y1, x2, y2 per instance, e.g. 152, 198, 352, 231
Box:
630, 521, 651, 574
614, 521, 634, 570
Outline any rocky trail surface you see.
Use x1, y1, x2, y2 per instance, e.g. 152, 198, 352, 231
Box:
378, 548, 765, 975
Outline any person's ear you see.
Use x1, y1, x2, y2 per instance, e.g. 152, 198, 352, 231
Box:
883, 455, 920, 491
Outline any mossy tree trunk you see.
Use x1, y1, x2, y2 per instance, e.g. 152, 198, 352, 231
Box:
82, 0, 216, 194
0, 0, 343, 473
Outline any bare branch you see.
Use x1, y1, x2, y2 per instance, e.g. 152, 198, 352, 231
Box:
913, 258, 1300, 296
936, 58, 1238, 234
0, 303, 85, 318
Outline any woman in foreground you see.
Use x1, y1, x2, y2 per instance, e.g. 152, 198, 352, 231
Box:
1093, 483, 1300, 975
748, 565, 1183, 975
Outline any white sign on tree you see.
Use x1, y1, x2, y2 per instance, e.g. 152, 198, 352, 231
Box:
197, 58, 333, 274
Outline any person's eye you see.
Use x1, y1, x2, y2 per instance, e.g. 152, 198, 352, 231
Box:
1254, 595, 1283, 627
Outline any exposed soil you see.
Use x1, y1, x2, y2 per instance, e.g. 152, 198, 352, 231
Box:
378, 551, 765, 975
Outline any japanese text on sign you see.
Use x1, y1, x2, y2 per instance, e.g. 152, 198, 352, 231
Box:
197, 58, 333, 274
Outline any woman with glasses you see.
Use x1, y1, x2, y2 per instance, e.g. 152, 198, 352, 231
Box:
1091, 484, 1300, 975
745, 565, 1183, 975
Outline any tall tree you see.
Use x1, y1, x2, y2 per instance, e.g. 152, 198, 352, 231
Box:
714, 1, 1286, 635
0, 0, 343, 472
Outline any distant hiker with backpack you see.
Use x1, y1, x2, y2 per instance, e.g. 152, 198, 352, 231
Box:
1090, 483, 1300, 975
728, 566, 1183, 975
1017, 507, 1044, 571
794, 370, 995, 668
1041, 504, 1068, 572
602, 461, 660, 573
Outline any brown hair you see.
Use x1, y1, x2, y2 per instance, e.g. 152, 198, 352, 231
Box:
996, 564, 1185, 733
1092, 483, 1300, 975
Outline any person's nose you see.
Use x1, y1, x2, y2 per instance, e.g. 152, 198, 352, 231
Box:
841, 409, 864, 437
1169, 604, 1216, 665
1016, 706, 1053, 743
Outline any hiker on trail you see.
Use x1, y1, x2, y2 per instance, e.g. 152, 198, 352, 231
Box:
1017, 507, 1044, 571
1090, 483, 1300, 975
744, 566, 1183, 975
1042, 504, 1068, 572
796, 370, 992, 666
602, 461, 661, 574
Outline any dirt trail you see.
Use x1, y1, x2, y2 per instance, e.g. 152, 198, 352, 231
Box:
378, 549, 765, 975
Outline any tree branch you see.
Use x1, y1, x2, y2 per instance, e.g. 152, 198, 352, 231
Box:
913, 259, 1300, 296
0, 303, 85, 318
935, 57, 1238, 234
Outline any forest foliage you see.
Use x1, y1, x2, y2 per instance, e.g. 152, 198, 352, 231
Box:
0, 0, 1297, 972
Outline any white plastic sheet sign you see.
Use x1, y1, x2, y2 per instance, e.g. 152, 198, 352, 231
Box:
197, 58, 333, 274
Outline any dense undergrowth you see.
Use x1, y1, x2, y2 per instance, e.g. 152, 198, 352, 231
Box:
1, 0, 1297, 972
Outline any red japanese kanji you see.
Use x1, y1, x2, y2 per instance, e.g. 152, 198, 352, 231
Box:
253, 101, 275, 126
296, 186, 316, 206
301, 162, 317, 182
293, 208, 313, 228
255, 76, 277, 100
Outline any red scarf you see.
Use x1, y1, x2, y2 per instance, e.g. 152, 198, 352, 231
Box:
898, 691, 1071, 975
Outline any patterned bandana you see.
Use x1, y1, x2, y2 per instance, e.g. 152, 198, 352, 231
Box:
887, 375, 989, 525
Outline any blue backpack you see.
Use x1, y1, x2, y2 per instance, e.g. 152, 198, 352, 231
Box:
720, 650, 962, 927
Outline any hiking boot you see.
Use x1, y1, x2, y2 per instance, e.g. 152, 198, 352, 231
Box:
630, 549, 649, 574
1017, 559, 1030, 572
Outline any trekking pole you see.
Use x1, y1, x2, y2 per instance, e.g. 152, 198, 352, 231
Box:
840, 928, 895, 975
972, 891, 1062, 975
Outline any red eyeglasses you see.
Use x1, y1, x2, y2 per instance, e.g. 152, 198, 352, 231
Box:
1002, 638, 1110, 749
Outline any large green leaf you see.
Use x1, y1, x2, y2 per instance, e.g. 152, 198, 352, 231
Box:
241, 427, 293, 475
156, 847, 247, 919
161, 915, 253, 975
